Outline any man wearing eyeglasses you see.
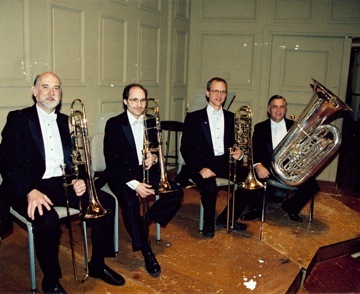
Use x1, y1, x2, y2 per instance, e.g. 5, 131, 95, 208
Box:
181, 77, 248, 238
103, 83, 183, 277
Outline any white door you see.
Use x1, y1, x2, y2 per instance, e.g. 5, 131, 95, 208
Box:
268, 35, 352, 182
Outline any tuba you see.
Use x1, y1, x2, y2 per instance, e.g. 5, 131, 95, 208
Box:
271, 79, 353, 186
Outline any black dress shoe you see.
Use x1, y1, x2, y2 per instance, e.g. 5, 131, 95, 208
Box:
281, 203, 303, 222
241, 209, 261, 221
143, 250, 161, 277
42, 279, 67, 294
202, 225, 215, 238
216, 219, 247, 231
287, 212, 303, 222
88, 261, 125, 286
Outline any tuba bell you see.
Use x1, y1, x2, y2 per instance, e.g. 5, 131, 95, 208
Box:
271, 79, 353, 186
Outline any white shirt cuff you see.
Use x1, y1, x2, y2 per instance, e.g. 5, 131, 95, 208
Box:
127, 180, 140, 190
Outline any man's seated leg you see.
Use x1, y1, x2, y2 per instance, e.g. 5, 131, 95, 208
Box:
216, 188, 248, 231
241, 189, 264, 221
87, 190, 125, 285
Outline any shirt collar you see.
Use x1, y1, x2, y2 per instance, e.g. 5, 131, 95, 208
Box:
127, 110, 144, 126
36, 104, 57, 121
207, 104, 223, 117
270, 118, 285, 128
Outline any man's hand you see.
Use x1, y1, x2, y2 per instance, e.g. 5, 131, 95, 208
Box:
27, 189, 53, 220
231, 146, 243, 161
143, 152, 157, 170
72, 179, 86, 196
135, 182, 155, 198
255, 164, 270, 179
199, 167, 216, 179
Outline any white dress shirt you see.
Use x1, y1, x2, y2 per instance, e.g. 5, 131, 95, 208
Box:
36, 105, 64, 179
271, 118, 287, 148
207, 105, 225, 156
127, 111, 145, 190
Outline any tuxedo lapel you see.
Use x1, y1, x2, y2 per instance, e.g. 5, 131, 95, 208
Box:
265, 120, 274, 153
27, 105, 45, 162
120, 113, 137, 151
224, 111, 233, 146
57, 114, 72, 169
199, 108, 213, 152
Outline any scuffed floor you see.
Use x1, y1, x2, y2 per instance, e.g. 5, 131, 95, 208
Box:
1, 186, 359, 293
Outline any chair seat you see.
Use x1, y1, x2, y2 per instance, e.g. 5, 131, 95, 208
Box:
10, 206, 80, 224
266, 178, 298, 191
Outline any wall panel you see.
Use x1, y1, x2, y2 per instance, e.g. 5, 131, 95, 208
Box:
274, 0, 312, 22
173, 31, 188, 86
201, 0, 257, 20
100, 16, 127, 86
139, 23, 160, 84
329, 0, 360, 23
0, 0, 30, 86
52, 4, 84, 84
198, 33, 255, 89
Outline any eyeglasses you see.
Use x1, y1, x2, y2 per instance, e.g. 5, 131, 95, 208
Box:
209, 89, 227, 95
128, 98, 147, 104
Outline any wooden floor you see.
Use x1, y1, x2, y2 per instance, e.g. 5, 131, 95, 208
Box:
1, 181, 360, 293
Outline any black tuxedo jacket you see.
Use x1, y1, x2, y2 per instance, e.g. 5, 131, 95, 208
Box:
252, 118, 293, 171
103, 111, 160, 196
180, 107, 235, 175
0, 105, 73, 200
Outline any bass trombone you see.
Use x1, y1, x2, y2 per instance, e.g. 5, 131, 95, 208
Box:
227, 106, 264, 232
61, 99, 109, 283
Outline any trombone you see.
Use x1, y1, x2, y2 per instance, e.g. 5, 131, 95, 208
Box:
227, 106, 264, 232
140, 98, 175, 243
142, 98, 174, 195
61, 99, 109, 283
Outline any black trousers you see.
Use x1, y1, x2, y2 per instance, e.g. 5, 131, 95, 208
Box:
10, 177, 116, 283
190, 155, 249, 227
116, 181, 183, 252
248, 176, 320, 214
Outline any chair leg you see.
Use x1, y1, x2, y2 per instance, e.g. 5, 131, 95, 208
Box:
165, 131, 171, 168
155, 195, 161, 242
174, 131, 179, 168
260, 183, 267, 241
26, 223, 37, 293
309, 196, 314, 222
199, 202, 204, 232
113, 198, 119, 253
82, 221, 89, 269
